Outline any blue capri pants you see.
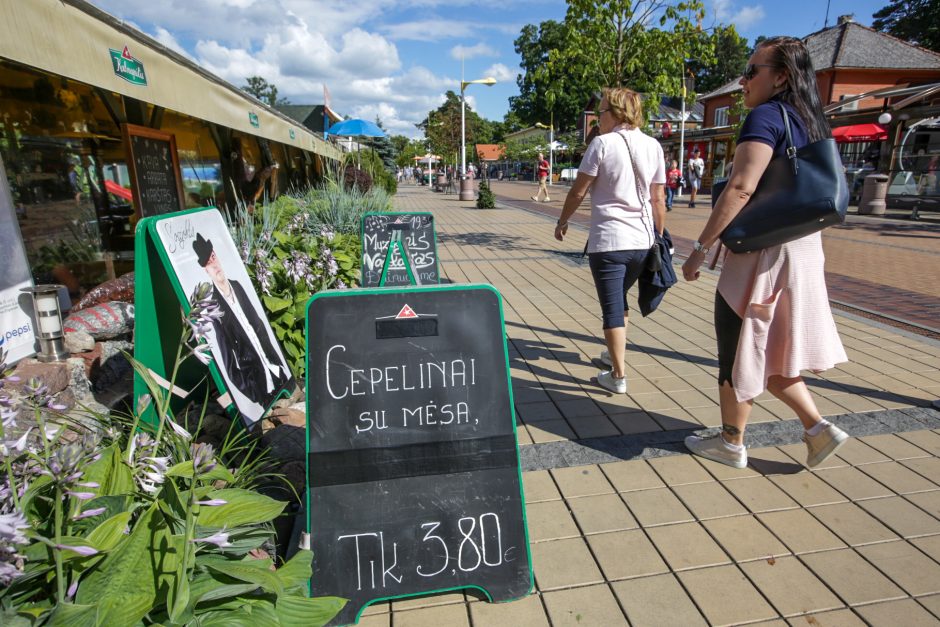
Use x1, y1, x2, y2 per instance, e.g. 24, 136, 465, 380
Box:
588, 249, 649, 329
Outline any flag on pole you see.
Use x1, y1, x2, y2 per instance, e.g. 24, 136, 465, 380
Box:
324, 83, 332, 139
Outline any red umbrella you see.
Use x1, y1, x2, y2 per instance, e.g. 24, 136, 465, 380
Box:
831, 123, 888, 143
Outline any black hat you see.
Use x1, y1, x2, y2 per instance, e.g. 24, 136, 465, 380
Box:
193, 233, 214, 267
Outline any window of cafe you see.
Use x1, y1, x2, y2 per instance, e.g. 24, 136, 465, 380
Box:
161, 110, 224, 209
0, 59, 134, 298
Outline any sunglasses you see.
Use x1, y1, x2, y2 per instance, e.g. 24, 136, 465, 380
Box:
742, 63, 776, 80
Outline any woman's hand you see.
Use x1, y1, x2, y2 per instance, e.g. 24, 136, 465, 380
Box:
682, 250, 705, 281
554, 222, 568, 241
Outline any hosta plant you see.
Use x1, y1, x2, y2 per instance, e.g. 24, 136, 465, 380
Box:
0, 300, 345, 626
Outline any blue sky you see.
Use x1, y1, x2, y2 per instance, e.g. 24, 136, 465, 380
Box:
89, 0, 892, 138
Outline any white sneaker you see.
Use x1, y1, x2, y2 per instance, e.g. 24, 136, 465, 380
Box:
597, 370, 627, 394
544, 197, 551, 202
530, 195, 539, 201
684, 433, 747, 469
803, 423, 849, 468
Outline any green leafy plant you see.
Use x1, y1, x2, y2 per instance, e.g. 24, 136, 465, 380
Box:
476, 180, 496, 209
0, 301, 345, 626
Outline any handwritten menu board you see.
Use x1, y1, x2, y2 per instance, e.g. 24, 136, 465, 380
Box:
123, 124, 185, 217
361, 213, 438, 287
305, 285, 531, 625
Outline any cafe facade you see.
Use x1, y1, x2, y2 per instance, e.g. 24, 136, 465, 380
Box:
0, 0, 340, 297
670, 16, 940, 198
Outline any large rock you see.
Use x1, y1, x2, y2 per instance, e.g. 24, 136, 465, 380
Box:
268, 406, 305, 429
64, 330, 95, 354
262, 424, 305, 461
8, 360, 70, 394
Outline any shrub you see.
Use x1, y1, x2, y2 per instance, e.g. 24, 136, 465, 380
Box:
476, 180, 496, 209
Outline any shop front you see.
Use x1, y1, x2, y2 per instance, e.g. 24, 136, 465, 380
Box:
0, 0, 339, 299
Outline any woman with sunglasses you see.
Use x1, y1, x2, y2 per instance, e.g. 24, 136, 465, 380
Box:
681, 36, 849, 469
555, 87, 667, 394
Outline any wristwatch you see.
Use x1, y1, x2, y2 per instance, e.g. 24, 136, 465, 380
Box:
693, 240, 710, 254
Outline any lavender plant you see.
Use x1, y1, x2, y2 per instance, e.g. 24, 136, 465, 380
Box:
227, 183, 367, 379
0, 331, 345, 626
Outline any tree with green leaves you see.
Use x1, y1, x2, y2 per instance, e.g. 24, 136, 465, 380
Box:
510, 20, 592, 131
688, 24, 750, 94
372, 118, 398, 173
240, 76, 289, 107
555, 1, 714, 101
872, 0, 940, 52
417, 91, 490, 167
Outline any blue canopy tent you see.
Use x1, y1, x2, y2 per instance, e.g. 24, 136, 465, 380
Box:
326, 119, 386, 169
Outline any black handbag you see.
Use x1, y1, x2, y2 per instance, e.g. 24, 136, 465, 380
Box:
715, 102, 848, 253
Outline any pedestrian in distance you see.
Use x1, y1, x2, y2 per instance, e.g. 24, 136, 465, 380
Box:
665, 159, 681, 211
531, 152, 551, 202
686, 147, 704, 207
681, 35, 849, 470
554, 87, 667, 394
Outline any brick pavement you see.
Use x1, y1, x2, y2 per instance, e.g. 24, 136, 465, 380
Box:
486, 180, 940, 332
352, 183, 940, 626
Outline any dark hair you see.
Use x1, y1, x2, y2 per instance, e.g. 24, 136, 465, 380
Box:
757, 36, 831, 143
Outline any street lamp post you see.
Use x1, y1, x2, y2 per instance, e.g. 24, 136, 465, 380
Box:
460, 75, 496, 201
535, 112, 554, 186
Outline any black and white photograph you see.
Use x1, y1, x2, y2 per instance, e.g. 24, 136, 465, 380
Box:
156, 208, 294, 425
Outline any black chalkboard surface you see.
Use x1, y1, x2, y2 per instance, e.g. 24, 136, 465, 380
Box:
122, 123, 185, 218
306, 284, 531, 625
361, 213, 438, 287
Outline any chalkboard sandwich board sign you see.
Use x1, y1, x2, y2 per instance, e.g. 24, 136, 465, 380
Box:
122, 123, 186, 218
361, 212, 438, 287
306, 284, 532, 625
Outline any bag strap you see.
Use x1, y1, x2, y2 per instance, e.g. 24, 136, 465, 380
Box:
777, 101, 799, 176
617, 131, 656, 247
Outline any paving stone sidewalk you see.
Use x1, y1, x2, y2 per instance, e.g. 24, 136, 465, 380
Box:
354, 183, 940, 627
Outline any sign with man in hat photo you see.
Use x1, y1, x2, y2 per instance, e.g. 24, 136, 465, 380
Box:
151, 208, 294, 425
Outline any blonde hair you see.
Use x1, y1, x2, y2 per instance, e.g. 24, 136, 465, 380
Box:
602, 87, 643, 128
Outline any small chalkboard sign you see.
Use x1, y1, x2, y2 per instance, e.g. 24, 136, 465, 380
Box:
361, 213, 438, 287
123, 123, 185, 218
306, 285, 531, 625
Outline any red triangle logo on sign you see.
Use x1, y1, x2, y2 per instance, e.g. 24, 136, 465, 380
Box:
396, 304, 418, 319
122, 46, 134, 60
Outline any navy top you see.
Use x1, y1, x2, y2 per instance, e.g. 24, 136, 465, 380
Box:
737, 95, 809, 157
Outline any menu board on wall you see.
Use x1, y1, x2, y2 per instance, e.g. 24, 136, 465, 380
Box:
123, 123, 185, 217
0, 155, 36, 363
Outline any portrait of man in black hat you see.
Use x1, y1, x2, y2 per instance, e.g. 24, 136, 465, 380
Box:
193, 232, 293, 414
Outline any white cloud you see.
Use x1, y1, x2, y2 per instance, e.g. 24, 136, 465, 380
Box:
482, 63, 517, 83
381, 19, 478, 42
712, 1, 765, 30
84, 0, 502, 138
713, 0, 734, 21
450, 43, 498, 60
731, 6, 766, 30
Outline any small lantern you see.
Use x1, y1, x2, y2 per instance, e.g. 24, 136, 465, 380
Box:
21, 285, 69, 362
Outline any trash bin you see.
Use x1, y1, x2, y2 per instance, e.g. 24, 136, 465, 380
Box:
435, 173, 447, 191
858, 173, 889, 215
